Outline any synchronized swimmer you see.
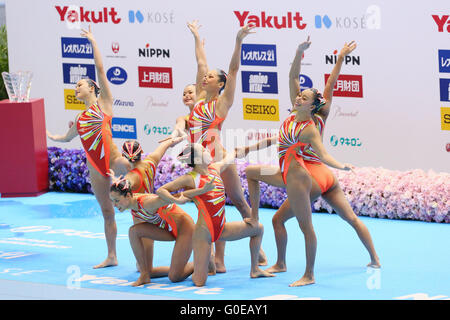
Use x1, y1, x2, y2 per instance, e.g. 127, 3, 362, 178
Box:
47, 21, 380, 287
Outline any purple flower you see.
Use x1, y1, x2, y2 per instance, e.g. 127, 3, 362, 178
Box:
47, 148, 450, 223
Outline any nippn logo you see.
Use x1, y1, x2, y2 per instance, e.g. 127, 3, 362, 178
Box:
242, 98, 279, 121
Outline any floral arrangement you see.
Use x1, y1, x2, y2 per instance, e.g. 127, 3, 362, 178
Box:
47, 147, 450, 223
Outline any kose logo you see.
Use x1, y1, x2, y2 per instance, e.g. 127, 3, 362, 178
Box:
138, 66, 173, 88
439, 78, 450, 102
61, 37, 93, 59
325, 50, 360, 65
242, 98, 279, 121
441, 107, 450, 131
325, 74, 363, 98
138, 44, 170, 58
316, 7, 381, 30
438, 50, 450, 73
241, 71, 278, 94
129, 10, 144, 23
432, 15, 450, 33
315, 15, 332, 29
62, 63, 96, 84
111, 118, 137, 139
128, 10, 175, 24
241, 44, 277, 67
107, 67, 127, 85
234, 11, 306, 30
55, 6, 121, 24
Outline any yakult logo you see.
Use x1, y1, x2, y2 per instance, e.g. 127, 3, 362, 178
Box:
234, 11, 306, 29
432, 15, 450, 33
55, 5, 121, 29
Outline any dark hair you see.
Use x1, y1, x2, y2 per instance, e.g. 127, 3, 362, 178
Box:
110, 178, 132, 197
309, 88, 326, 114
177, 144, 196, 168
122, 140, 143, 163
216, 69, 227, 94
85, 78, 100, 97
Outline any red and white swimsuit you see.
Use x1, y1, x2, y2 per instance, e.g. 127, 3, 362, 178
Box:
188, 166, 226, 242
76, 103, 112, 177
188, 98, 225, 159
131, 194, 181, 238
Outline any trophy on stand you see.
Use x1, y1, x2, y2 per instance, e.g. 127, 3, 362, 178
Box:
2, 71, 33, 102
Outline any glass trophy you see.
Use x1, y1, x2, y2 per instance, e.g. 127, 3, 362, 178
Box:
2, 71, 33, 102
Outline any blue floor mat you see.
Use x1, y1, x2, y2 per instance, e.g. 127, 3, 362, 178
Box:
0, 192, 449, 300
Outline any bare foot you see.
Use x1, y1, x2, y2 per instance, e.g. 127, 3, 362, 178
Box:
367, 259, 381, 268
251, 267, 275, 278
93, 256, 118, 269
265, 263, 287, 273
208, 255, 217, 275
132, 274, 150, 287
258, 248, 268, 266
215, 261, 226, 273
289, 275, 315, 287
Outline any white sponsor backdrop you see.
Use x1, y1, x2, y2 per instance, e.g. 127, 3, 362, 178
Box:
5, 0, 450, 173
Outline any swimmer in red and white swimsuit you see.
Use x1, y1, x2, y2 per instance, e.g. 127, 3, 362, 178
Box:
239, 38, 380, 287
109, 175, 209, 287
157, 143, 274, 287
47, 26, 131, 269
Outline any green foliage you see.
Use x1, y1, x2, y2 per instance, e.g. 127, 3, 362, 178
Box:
0, 25, 8, 100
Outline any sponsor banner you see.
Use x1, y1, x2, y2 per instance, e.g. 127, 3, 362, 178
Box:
438, 50, 450, 73
106, 66, 127, 85
128, 10, 175, 24
330, 135, 362, 147
106, 42, 126, 59
241, 71, 278, 94
138, 66, 173, 88
439, 78, 450, 102
111, 117, 137, 139
234, 11, 307, 30
242, 98, 279, 121
64, 89, 85, 110
315, 7, 381, 30
299, 74, 313, 91
61, 37, 93, 59
325, 50, 360, 65
62, 63, 96, 84
324, 74, 363, 98
113, 98, 134, 107
241, 44, 277, 66
432, 15, 450, 33
441, 107, 450, 131
138, 44, 170, 58
55, 5, 122, 25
